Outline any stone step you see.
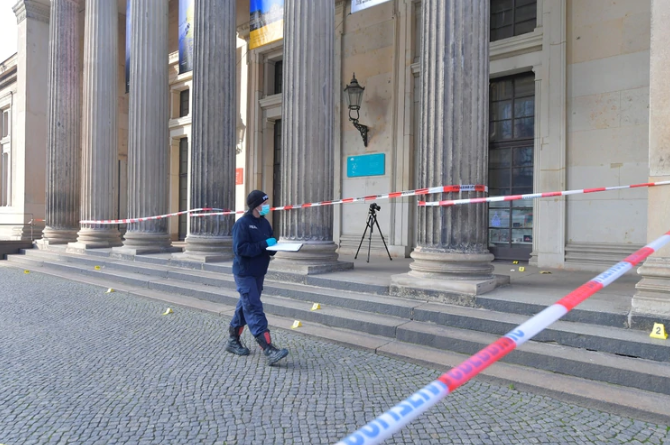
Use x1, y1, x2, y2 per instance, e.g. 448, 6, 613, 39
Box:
5, 254, 670, 397
398, 321, 670, 396
11, 250, 669, 363
4, 257, 669, 424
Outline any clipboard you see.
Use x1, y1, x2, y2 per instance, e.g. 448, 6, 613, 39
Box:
266, 242, 303, 252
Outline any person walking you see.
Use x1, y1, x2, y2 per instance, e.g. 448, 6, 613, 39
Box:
225, 190, 289, 366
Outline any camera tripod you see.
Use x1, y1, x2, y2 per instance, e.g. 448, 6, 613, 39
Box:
355, 203, 393, 263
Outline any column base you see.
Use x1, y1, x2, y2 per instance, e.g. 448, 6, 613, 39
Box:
180, 235, 234, 262
270, 241, 353, 275
631, 257, 670, 330
42, 228, 78, 244
117, 230, 174, 255
69, 228, 123, 250
389, 247, 504, 302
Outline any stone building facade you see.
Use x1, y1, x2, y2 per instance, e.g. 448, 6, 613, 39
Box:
0, 0, 669, 317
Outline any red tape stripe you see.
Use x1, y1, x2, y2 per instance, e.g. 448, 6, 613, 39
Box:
556, 281, 604, 311
438, 337, 517, 392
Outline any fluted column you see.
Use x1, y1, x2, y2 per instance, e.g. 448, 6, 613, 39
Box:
117, 0, 172, 254
272, 0, 352, 274
182, 0, 235, 262
631, 0, 670, 325
69, 0, 121, 250
42, 0, 80, 244
391, 0, 498, 297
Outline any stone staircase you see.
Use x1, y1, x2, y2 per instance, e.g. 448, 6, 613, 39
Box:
3, 246, 670, 423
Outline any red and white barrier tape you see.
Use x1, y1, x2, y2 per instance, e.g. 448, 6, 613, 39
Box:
335, 229, 670, 445
419, 180, 670, 207
192, 184, 488, 218
79, 208, 226, 225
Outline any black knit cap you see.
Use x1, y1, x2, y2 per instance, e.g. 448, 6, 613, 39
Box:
247, 190, 268, 210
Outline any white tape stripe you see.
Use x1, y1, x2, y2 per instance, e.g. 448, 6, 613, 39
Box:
505, 305, 568, 347
646, 234, 670, 252
334, 381, 449, 445
421, 181, 670, 207
591, 261, 633, 287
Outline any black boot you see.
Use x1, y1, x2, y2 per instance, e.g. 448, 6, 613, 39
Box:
225, 326, 250, 356
255, 331, 288, 366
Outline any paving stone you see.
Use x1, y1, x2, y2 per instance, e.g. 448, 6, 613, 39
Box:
0, 266, 669, 444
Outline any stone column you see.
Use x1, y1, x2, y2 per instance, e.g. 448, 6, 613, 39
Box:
391, 0, 501, 299
271, 0, 352, 274
631, 0, 670, 325
181, 0, 235, 262
42, 0, 79, 244
116, 0, 173, 254
69, 0, 121, 250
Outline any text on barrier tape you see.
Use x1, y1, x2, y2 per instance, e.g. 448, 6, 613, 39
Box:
334, 229, 670, 445
418, 180, 670, 208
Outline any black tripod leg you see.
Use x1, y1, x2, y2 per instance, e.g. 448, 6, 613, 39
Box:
372, 214, 393, 261
367, 218, 374, 263
355, 213, 372, 259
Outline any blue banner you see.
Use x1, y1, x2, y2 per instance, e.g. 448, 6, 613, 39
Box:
179, 0, 194, 74
250, 0, 284, 50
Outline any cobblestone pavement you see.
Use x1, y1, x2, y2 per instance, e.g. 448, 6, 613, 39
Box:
1, 266, 669, 445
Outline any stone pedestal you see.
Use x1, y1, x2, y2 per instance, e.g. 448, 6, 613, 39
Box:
115, 0, 172, 255
270, 0, 352, 274
42, 0, 79, 244
391, 0, 497, 298
179, 0, 235, 263
69, 0, 122, 251
632, 0, 670, 325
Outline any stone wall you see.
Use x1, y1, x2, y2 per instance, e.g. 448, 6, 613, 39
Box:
565, 0, 650, 259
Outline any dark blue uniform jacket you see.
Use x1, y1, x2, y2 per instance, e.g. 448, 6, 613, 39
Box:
232, 211, 276, 277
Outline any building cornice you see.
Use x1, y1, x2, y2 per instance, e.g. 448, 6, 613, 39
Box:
13, 0, 51, 25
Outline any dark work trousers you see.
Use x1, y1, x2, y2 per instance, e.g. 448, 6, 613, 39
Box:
230, 275, 268, 337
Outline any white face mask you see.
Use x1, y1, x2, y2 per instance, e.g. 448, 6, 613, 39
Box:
259, 204, 270, 216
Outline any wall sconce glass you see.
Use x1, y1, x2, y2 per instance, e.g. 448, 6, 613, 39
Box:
344, 73, 369, 147
236, 121, 246, 155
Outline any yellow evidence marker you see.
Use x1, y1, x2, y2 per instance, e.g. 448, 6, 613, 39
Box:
105, 288, 115, 294
291, 320, 302, 329
311, 303, 321, 311
162, 308, 174, 315
650, 323, 668, 340
94, 265, 101, 270
518, 267, 525, 272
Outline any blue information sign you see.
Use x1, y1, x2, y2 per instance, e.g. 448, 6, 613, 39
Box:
347, 153, 385, 178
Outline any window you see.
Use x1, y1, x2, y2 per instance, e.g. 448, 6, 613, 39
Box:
488, 73, 535, 260
179, 89, 190, 118
274, 60, 283, 95
1, 109, 8, 138
490, 0, 537, 42
272, 120, 282, 235
178, 138, 189, 240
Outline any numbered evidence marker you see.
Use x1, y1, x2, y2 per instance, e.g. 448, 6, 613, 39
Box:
650, 323, 668, 340
291, 320, 302, 329
518, 267, 525, 272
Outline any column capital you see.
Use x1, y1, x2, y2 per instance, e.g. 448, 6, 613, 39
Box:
13, 0, 51, 25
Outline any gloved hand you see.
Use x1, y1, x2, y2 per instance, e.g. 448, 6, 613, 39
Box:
266, 238, 277, 247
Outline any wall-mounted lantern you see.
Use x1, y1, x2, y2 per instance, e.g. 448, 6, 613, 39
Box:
344, 73, 369, 147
